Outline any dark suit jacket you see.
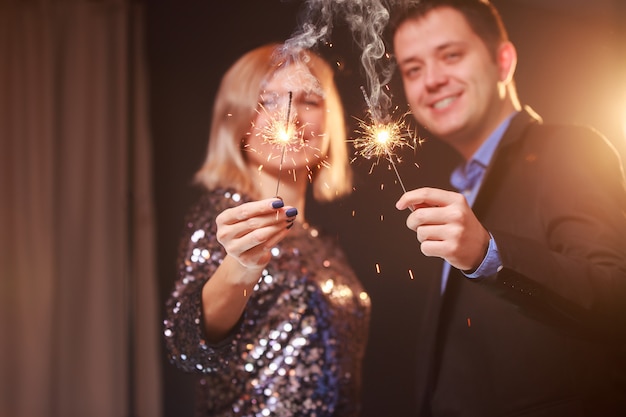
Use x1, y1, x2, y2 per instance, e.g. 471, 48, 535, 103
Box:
417, 107, 626, 417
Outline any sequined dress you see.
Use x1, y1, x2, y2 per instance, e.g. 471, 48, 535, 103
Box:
164, 188, 371, 417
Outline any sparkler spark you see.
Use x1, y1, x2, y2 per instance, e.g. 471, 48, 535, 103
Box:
352, 115, 413, 163
351, 110, 418, 192
258, 91, 303, 150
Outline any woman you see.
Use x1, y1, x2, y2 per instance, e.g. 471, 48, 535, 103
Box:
163, 43, 371, 417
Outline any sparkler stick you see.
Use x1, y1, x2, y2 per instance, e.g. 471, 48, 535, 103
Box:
274, 91, 293, 198
389, 151, 408, 194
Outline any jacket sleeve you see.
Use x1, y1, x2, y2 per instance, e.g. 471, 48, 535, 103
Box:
487, 125, 626, 338
163, 194, 241, 374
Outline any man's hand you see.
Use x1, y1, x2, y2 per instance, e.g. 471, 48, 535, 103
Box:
396, 187, 490, 271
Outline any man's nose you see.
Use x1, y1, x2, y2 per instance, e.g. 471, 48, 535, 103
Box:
423, 62, 447, 90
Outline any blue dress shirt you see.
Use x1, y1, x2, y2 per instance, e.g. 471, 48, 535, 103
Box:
440, 112, 517, 292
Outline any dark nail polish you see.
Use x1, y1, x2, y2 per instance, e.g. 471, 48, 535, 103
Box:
272, 199, 284, 209
286, 222, 294, 229
286, 207, 298, 217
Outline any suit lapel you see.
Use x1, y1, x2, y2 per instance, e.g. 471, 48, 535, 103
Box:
472, 106, 542, 218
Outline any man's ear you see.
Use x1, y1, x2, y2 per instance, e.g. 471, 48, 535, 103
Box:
497, 41, 517, 84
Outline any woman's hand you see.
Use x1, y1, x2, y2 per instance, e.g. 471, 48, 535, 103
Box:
216, 198, 298, 272
201, 198, 298, 341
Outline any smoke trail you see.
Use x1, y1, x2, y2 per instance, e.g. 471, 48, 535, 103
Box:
282, 0, 395, 122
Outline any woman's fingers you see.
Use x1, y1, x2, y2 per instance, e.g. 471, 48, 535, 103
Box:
216, 198, 298, 265
235, 227, 292, 268
217, 198, 285, 225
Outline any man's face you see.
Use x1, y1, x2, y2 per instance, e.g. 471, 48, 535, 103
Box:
393, 7, 507, 154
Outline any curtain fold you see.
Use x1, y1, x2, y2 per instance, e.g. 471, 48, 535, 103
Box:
0, 1, 161, 416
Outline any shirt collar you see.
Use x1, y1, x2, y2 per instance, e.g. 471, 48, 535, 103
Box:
473, 111, 518, 168
450, 111, 518, 195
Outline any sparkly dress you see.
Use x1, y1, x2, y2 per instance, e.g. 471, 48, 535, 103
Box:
164, 188, 371, 417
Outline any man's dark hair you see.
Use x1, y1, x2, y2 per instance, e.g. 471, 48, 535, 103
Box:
389, 0, 509, 61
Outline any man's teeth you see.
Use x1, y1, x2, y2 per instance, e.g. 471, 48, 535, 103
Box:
433, 97, 456, 109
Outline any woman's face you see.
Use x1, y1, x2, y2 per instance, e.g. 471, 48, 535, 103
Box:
245, 61, 330, 177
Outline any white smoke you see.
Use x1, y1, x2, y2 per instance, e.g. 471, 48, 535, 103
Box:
282, 0, 396, 122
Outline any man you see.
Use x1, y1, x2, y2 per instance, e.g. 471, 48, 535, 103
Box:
391, 0, 626, 416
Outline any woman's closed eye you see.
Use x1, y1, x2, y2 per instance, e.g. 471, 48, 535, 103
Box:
297, 93, 324, 109
259, 93, 281, 110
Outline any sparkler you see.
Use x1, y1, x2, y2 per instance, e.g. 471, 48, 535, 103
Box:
247, 63, 328, 199
256, 91, 302, 199
351, 86, 420, 208
274, 91, 293, 198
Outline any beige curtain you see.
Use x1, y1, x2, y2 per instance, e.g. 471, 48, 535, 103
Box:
0, 1, 162, 416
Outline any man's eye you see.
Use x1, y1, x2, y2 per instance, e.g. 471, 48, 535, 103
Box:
404, 66, 422, 78
444, 51, 462, 61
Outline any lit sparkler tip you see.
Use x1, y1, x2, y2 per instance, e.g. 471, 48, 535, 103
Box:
277, 126, 293, 144
256, 90, 305, 151
351, 115, 414, 161
376, 129, 390, 143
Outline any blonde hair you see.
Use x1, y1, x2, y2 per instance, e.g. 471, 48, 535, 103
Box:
194, 43, 352, 202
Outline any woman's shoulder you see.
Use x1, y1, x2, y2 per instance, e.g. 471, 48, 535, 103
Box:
195, 187, 252, 208
180, 187, 252, 233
